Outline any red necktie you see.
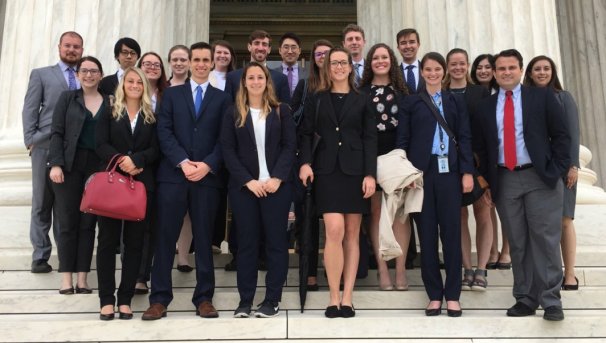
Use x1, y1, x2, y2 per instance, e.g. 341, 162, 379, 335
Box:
504, 90, 517, 170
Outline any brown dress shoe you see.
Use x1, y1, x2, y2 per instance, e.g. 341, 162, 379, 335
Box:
196, 301, 219, 318
142, 303, 167, 320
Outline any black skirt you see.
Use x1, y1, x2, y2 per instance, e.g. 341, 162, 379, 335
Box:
314, 167, 369, 215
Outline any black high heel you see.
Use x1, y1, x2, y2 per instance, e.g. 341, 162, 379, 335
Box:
425, 301, 442, 316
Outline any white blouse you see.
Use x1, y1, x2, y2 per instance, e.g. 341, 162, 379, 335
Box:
250, 108, 270, 181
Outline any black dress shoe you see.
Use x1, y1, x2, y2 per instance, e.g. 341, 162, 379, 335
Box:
543, 306, 564, 321
341, 305, 355, 318
31, 260, 52, 273
75, 286, 92, 294
99, 312, 115, 321
59, 287, 74, 295
506, 302, 536, 317
177, 264, 194, 272
119, 311, 134, 320
324, 305, 341, 318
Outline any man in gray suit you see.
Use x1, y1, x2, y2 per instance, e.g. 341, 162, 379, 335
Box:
22, 31, 83, 273
276, 32, 308, 97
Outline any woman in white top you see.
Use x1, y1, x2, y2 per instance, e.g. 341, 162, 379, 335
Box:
209, 40, 236, 91
220, 62, 296, 318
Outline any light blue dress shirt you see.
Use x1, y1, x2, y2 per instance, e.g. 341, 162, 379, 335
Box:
430, 92, 449, 155
58, 60, 80, 89
496, 84, 531, 165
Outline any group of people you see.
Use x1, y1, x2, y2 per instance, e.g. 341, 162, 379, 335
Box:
22, 23, 579, 322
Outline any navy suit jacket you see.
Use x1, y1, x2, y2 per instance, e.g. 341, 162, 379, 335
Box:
474, 85, 571, 198
396, 90, 474, 175
224, 67, 291, 103
220, 103, 297, 189
156, 82, 231, 187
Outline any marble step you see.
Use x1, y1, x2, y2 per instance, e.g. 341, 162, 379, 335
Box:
0, 309, 604, 342
0, 287, 603, 314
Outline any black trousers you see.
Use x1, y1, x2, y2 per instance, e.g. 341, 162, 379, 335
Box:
52, 148, 98, 273
229, 183, 292, 304
96, 192, 151, 307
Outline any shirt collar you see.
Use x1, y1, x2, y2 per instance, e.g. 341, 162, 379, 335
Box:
499, 83, 522, 98
190, 79, 210, 93
117, 68, 126, 80
282, 63, 298, 71
58, 60, 75, 72
402, 60, 419, 69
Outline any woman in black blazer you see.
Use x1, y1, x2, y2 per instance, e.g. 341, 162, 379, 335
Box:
299, 47, 377, 318
444, 48, 492, 292
221, 62, 296, 318
397, 52, 474, 317
358, 43, 411, 291
48, 56, 106, 295
95, 67, 160, 320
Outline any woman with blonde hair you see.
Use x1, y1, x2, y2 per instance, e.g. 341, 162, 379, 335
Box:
221, 62, 296, 318
95, 67, 160, 320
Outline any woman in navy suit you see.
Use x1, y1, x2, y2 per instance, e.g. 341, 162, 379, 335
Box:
299, 47, 377, 318
221, 62, 296, 318
397, 52, 474, 317
95, 67, 160, 320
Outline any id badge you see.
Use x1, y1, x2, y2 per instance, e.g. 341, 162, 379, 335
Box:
437, 156, 449, 174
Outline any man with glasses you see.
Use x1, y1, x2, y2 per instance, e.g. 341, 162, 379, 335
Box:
275, 32, 308, 97
225, 30, 290, 103
99, 37, 141, 96
22, 31, 84, 273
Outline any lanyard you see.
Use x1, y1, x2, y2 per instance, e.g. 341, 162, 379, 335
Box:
430, 95, 446, 151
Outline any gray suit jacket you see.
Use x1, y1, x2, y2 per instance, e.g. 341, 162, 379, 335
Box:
22, 63, 69, 149
273, 65, 309, 80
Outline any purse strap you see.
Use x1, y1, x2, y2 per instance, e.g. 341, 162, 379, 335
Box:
419, 92, 458, 147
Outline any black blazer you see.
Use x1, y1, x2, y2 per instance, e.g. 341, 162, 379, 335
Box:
474, 86, 571, 198
396, 90, 475, 175
224, 67, 291, 103
99, 73, 119, 96
299, 90, 377, 177
48, 90, 109, 171
95, 107, 160, 191
220, 103, 297, 188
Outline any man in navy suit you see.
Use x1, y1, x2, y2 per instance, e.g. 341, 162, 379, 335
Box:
342, 24, 366, 88
142, 42, 231, 320
475, 49, 570, 321
396, 28, 425, 94
225, 30, 291, 103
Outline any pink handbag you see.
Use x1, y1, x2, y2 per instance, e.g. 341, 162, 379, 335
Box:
80, 154, 147, 221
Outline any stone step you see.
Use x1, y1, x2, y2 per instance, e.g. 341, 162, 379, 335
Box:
0, 287, 603, 313
0, 309, 604, 342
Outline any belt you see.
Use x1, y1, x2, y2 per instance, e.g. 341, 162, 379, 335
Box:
498, 163, 533, 171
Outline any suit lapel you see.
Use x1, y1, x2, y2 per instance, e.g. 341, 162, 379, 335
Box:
245, 110, 255, 143
52, 64, 69, 90
338, 90, 357, 124
321, 92, 338, 126
198, 85, 214, 119
489, 94, 499, 143
265, 107, 275, 148
180, 83, 197, 121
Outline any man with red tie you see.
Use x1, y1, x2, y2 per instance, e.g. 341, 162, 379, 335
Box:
474, 49, 570, 321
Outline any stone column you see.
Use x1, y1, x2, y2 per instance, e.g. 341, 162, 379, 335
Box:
557, 0, 606, 188
357, 0, 562, 70
0, 0, 210, 205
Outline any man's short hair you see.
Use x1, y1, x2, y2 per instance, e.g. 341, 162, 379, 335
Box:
113, 37, 141, 59
59, 31, 83, 45
396, 28, 420, 45
249, 30, 272, 45
342, 24, 365, 40
190, 42, 213, 60
494, 49, 524, 68
279, 32, 301, 47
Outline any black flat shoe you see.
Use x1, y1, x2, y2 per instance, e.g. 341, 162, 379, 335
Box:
177, 264, 194, 273
99, 312, 115, 321
425, 308, 441, 316
340, 304, 355, 318
306, 284, 319, 291
119, 311, 134, 320
59, 287, 74, 295
562, 276, 579, 291
75, 286, 92, 294
325, 305, 341, 318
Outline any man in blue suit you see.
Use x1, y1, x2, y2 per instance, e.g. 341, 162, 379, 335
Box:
225, 30, 291, 103
142, 42, 231, 320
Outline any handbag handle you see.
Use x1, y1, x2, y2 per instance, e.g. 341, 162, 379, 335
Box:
104, 154, 137, 189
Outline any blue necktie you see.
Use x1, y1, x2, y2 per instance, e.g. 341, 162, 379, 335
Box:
194, 85, 203, 118
67, 67, 77, 90
405, 65, 416, 93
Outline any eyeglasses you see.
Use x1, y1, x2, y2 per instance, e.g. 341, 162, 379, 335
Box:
141, 61, 162, 69
78, 69, 100, 75
281, 45, 299, 52
330, 60, 350, 68
120, 50, 138, 57
314, 51, 329, 58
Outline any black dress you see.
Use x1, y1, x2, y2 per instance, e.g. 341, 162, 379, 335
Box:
314, 93, 368, 214
370, 84, 401, 156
